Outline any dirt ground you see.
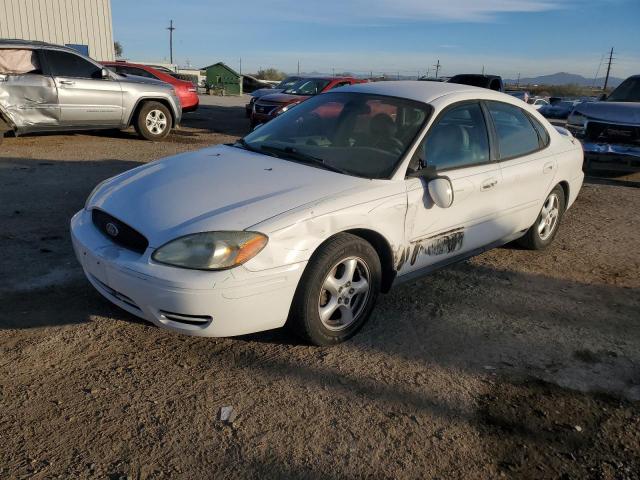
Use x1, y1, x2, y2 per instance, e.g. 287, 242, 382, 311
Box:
0, 96, 639, 479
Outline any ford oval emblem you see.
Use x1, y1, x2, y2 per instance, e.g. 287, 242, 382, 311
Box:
105, 222, 119, 237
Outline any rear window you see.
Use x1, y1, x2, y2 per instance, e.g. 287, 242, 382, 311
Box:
0, 49, 40, 74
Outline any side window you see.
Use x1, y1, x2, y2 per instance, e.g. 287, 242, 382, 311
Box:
45, 50, 102, 78
421, 103, 490, 171
487, 101, 542, 159
528, 114, 550, 147
0, 49, 42, 75
123, 67, 155, 79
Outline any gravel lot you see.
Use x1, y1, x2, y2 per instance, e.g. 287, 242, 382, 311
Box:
1, 95, 639, 479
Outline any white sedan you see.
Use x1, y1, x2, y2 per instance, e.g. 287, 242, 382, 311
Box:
71, 81, 584, 345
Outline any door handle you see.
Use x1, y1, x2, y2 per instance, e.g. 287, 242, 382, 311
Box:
543, 162, 554, 174
59, 80, 75, 86
481, 178, 498, 191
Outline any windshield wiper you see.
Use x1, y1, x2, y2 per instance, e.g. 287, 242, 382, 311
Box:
234, 138, 263, 155
259, 145, 348, 175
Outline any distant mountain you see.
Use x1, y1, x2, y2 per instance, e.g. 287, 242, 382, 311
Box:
504, 72, 624, 88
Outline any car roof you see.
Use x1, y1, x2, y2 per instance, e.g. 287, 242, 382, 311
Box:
336, 80, 511, 104
0, 38, 76, 53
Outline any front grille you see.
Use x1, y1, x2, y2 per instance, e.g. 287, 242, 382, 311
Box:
585, 121, 640, 146
91, 209, 149, 254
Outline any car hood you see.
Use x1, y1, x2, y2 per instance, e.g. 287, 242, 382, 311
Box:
573, 101, 640, 125
88, 144, 365, 247
252, 88, 283, 98
258, 92, 309, 104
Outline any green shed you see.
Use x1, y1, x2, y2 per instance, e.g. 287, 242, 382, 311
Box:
203, 62, 243, 95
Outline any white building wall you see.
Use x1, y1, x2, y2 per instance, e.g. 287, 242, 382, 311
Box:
0, 0, 115, 60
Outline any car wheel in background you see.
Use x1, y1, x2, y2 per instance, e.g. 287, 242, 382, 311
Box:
288, 233, 381, 346
517, 185, 566, 250
135, 101, 172, 140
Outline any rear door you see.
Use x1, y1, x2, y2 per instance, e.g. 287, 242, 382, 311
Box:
43, 49, 123, 126
0, 48, 60, 132
399, 101, 507, 275
484, 101, 556, 233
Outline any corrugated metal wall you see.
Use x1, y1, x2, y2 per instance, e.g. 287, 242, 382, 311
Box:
0, 0, 114, 60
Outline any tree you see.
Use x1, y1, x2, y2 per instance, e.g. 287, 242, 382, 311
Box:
114, 41, 123, 58
255, 68, 286, 81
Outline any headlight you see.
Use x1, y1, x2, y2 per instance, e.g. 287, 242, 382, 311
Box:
84, 179, 109, 210
567, 112, 587, 126
152, 231, 268, 270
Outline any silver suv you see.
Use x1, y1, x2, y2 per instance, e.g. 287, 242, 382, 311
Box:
0, 39, 182, 140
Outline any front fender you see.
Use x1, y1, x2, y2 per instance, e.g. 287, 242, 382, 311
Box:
243, 181, 408, 272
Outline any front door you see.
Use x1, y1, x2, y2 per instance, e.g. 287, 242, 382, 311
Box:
398, 102, 507, 276
43, 49, 123, 126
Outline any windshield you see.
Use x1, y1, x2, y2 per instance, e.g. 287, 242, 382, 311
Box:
284, 78, 331, 96
277, 77, 301, 89
607, 77, 640, 102
241, 92, 431, 179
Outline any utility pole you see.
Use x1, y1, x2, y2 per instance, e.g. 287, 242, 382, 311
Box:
332, 67, 335, 77
433, 59, 441, 79
297, 60, 300, 75
239, 57, 242, 75
603, 47, 614, 91
481, 65, 485, 75
167, 20, 175, 65
516, 72, 520, 88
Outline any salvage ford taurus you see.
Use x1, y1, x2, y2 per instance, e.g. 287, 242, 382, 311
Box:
71, 81, 584, 345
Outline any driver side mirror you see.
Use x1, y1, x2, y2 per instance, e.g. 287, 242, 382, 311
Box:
428, 177, 454, 208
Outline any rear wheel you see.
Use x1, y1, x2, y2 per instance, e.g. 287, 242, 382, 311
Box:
288, 233, 381, 346
135, 101, 172, 140
517, 185, 565, 250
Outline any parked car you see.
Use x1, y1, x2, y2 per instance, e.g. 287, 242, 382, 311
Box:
567, 74, 640, 171
529, 98, 549, 109
102, 61, 199, 112
250, 76, 366, 127
0, 40, 181, 140
506, 90, 530, 103
72, 81, 584, 345
448, 74, 504, 92
538, 100, 579, 120
245, 75, 303, 117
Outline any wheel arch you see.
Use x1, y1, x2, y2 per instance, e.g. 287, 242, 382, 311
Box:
557, 180, 569, 211
342, 228, 397, 293
128, 98, 177, 128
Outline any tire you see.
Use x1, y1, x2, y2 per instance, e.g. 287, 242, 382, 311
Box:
288, 233, 382, 346
517, 185, 566, 250
134, 101, 172, 140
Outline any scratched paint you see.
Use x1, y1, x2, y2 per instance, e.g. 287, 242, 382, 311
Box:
395, 227, 465, 269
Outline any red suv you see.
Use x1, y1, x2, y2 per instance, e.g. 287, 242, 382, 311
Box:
250, 77, 366, 127
102, 61, 199, 112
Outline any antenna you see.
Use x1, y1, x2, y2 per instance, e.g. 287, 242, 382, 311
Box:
167, 20, 175, 64
603, 47, 615, 91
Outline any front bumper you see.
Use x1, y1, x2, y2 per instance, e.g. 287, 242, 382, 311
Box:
70, 209, 305, 337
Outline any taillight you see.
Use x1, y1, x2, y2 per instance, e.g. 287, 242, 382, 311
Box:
187, 86, 197, 93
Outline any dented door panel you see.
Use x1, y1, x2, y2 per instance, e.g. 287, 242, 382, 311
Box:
0, 73, 60, 132
398, 163, 508, 275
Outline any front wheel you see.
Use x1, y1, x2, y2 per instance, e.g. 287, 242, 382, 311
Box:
288, 233, 381, 346
517, 185, 565, 250
135, 101, 172, 140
